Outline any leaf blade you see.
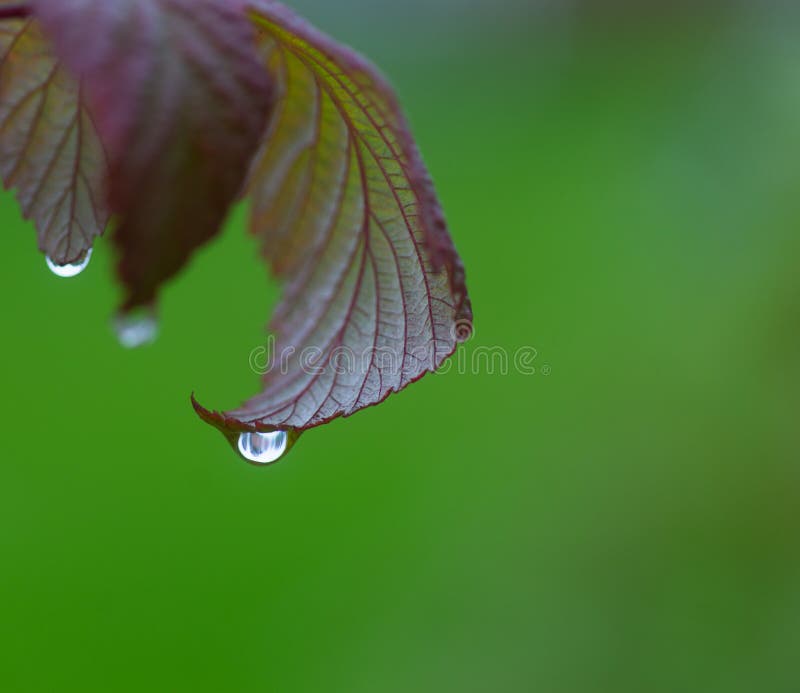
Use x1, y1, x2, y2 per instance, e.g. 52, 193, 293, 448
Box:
0, 17, 108, 264
196, 1, 472, 437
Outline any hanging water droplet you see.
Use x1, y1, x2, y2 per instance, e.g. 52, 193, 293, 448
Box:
237, 430, 288, 465
113, 308, 159, 349
453, 317, 474, 344
45, 249, 92, 278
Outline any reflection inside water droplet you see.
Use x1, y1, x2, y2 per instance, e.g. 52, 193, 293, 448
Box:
46, 249, 92, 278
113, 309, 159, 349
237, 430, 288, 465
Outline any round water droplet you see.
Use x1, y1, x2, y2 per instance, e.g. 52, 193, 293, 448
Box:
46, 249, 92, 278
237, 430, 288, 465
454, 318, 474, 344
113, 309, 159, 349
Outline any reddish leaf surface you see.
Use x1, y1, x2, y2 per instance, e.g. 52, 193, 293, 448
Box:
194, 1, 472, 441
31, 0, 274, 309
0, 16, 108, 265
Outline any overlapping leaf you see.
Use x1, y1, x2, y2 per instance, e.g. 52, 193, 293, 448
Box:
0, 0, 471, 452
194, 1, 472, 441
0, 16, 108, 265
31, 0, 274, 309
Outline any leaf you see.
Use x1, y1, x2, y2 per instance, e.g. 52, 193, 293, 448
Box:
30, 0, 274, 309
0, 16, 108, 265
193, 0, 472, 442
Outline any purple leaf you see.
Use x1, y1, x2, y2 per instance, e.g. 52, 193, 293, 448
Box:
194, 1, 472, 445
30, 0, 274, 309
0, 16, 108, 265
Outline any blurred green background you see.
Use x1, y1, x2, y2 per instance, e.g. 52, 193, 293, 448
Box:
3, 1, 800, 691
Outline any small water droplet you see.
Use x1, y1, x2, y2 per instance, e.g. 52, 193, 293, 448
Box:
454, 318, 474, 343
237, 430, 288, 465
113, 309, 159, 349
46, 249, 92, 278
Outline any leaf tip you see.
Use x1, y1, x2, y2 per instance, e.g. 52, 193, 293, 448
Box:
191, 393, 303, 461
